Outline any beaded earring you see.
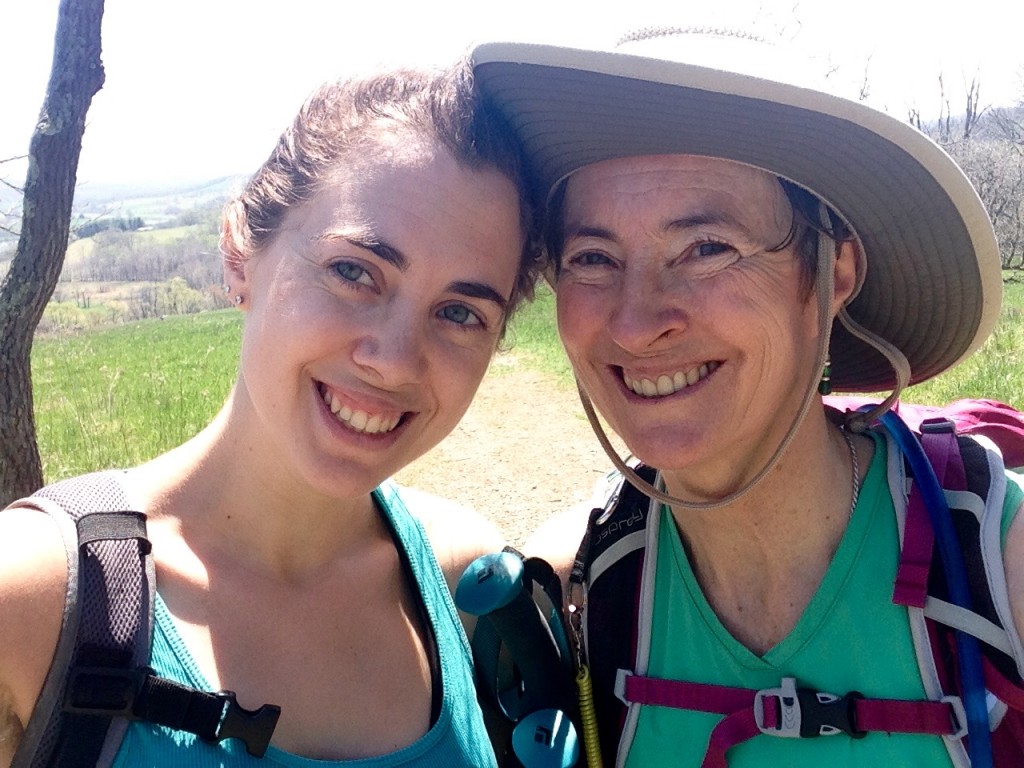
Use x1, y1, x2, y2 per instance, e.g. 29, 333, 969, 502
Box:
818, 354, 832, 395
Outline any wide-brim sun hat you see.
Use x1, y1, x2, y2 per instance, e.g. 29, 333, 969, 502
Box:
472, 29, 1002, 392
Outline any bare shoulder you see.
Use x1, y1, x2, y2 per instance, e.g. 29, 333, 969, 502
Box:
523, 503, 591, 586
0, 505, 69, 750
396, 485, 504, 587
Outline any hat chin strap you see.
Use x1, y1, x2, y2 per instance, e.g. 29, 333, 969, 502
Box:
576, 217, 911, 512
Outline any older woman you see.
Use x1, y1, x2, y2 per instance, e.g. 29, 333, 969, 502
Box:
473, 30, 1024, 768
0, 62, 538, 767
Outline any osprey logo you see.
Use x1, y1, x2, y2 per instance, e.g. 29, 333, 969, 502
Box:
594, 506, 644, 546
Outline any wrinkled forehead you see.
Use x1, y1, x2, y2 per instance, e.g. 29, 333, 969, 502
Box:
559, 154, 793, 236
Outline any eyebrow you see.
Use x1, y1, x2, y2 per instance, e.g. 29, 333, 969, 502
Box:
317, 230, 408, 272
562, 225, 617, 243
564, 212, 753, 243
446, 281, 509, 313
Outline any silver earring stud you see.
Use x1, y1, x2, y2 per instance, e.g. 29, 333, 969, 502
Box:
234, 295, 243, 305
222, 284, 231, 293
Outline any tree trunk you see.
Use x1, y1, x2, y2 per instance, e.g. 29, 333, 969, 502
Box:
0, 0, 105, 506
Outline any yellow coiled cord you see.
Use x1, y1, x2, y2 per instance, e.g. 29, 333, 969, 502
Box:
576, 664, 603, 768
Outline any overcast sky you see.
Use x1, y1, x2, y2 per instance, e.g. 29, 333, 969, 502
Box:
3, 0, 1022, 187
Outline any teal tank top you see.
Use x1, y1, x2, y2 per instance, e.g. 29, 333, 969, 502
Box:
625, 433, 1024, 767
112, 482, 496, 767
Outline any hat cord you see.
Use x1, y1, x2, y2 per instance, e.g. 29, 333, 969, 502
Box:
577, 206, 916, 511
834, 307, 911, 432
575, 219, 836, 512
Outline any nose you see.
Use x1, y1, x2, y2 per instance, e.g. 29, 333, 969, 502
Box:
607, 278, 688, 353
350, 306, 426, 386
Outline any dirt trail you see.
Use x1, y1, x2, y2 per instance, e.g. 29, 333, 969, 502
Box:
393, 354, 623, 546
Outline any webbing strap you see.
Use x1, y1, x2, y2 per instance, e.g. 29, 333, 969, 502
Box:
984, 656, 1024, 711
65, 666, 281, 757
618, 672, 963, 768
892, 422, 962, 608
893, 484, 934, 608
77, 512, 151, 553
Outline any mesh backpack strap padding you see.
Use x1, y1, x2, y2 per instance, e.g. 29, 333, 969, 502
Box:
583, 465, 657, 766
11, 471, 154, 768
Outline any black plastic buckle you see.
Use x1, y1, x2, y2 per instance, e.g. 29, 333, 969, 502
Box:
754, 677, 865, 739
207, 690, 282, 758
795, 687, 865, 738
65, 666, 150, 716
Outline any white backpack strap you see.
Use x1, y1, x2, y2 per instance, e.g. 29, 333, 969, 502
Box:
973, 434, 1024, 678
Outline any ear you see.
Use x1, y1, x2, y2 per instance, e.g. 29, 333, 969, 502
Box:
220, 200, 251, 305
831, 238, 861, 316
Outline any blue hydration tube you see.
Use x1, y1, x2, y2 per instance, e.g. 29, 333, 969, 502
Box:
879, 409, 993, 767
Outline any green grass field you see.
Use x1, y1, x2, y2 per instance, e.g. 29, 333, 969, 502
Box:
30, 278, 1024, 482
33, 311, 240, 479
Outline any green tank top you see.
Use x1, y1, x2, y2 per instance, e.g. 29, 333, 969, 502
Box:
626, 433, 1024, 767
111, 482, 496, 767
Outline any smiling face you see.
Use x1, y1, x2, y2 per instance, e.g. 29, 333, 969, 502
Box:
226, 135, 523, 499
555, 155, 839, 487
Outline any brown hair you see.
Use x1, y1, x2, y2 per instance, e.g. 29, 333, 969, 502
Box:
229, 59, 540, 316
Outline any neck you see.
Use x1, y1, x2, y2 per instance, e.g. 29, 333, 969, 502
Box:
135, 393, 387, 581
661, 408, 862, 652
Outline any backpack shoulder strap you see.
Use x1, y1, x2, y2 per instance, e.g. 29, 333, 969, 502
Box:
575, 465, 657, 767
886, 420, 1024, 767
10, 472, 281, 767
10, 470, 154, 768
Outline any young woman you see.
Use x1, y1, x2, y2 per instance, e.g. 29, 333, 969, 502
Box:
0, 62, 539, 767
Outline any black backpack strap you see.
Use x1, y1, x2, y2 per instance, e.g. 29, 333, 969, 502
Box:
11, 471, 155, 768
573, 466, 657, 766
10, 472, 281, 766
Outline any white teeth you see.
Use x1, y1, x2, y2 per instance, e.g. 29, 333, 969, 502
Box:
624, 362, 718, 399
319, 386, 402, 434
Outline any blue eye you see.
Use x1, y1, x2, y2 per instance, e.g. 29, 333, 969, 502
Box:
333, 261, 374, 286
694, 241, 734, 258
439, 304, 482, 326
569, 250, 613, 267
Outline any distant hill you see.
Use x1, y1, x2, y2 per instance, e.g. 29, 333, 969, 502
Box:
1, 174, 248, 236
72, 175, 247, 227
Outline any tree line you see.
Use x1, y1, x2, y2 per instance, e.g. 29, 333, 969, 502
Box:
910, 79, 1024, 269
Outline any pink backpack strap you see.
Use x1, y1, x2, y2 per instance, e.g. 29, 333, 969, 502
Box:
892, 419, 966, 608
617, 672, 965, 768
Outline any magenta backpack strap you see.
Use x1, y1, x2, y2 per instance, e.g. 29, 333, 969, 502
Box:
617, 672, 965, 768
892, 419, 966, 608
